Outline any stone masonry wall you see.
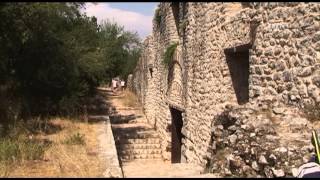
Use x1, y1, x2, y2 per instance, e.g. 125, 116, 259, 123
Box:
130, 3, 181, 161
129, 2, 320, 172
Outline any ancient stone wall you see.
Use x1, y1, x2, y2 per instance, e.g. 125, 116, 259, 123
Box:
249, 3, 320, 108
130, 3, 182, 161
129, 2, 320, 171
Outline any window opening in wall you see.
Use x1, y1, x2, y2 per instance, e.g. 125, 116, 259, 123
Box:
224, 44, 251, 105
170, 107, 183, 163
148, 64, 153, 78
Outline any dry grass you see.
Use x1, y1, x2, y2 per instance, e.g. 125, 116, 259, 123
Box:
0, 118, 106, 177
121, 89, 140, 107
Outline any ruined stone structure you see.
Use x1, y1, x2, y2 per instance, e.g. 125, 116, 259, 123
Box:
128, 2, 320, 177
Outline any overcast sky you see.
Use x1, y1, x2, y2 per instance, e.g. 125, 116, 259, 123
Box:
82, 3, 159, 40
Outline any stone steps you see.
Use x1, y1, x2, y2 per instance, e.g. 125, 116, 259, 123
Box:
118, 148, 162, 156
113, 123, 163, 161
107, 89, 163, 162
113, 131, 160, 139
118, 143, 161, 150
120, 154, 163, 161
115, 107, 142, 111
110, 116, 147, 124
115, 137, 161, 145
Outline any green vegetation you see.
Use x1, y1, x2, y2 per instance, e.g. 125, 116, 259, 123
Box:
63, 132, 85, 145
0, 3, 141, 132
0, 120, 50, 163
154, 8, 161, 27
179, 19, 188, 34
0, 138, 48, 163
163, 42, 178, 68
0, 139, 19, 162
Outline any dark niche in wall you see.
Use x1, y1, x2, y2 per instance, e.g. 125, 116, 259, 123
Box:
224, 44, 252, 105
170, 107, 183, 163
171, 2, 180, 34
241, 2, 252, 8
148, 64, 153, 78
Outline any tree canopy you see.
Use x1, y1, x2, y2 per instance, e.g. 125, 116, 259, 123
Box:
0, 2, 141, 123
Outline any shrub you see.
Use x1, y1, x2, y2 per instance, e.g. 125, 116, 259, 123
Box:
0, 138, 47, 163
19, 139, 48, 160
0, 139, 20, 162
0, 3, 142, 124
163, 42, 179, 68
63, 133, 85, 145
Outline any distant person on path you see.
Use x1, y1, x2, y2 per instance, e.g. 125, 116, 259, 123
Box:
116, 78, 121, 92
121, 80, 125, 91
112, 78, 117, 92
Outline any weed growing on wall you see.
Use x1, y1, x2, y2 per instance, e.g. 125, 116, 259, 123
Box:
163, 42, 179, 68
179, 19, 188, 34
154, 8, 161, 27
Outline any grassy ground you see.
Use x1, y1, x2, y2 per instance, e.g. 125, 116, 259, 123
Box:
0, 118, 106, 177
120, 89, 140, 107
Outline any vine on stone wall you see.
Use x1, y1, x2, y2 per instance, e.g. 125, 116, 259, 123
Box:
154, 8, 161, 27
163, 42, 178, 68
179, 19, 188, 35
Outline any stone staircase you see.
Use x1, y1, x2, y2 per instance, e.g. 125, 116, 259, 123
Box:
111, 122, 163, 162
104, 88, 216, 177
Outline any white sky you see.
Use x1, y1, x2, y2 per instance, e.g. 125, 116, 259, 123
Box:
83, 3, 158, 40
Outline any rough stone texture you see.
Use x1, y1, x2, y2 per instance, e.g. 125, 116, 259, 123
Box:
206, 105, 314, 177
128, 2, 320, 177
106, 88, 214, 177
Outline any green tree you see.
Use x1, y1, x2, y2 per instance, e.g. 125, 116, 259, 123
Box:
98, 20, 141, 81
0, 3, 103, 117
0, 2, 142, 131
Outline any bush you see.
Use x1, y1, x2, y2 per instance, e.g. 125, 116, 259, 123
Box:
63, 133, 85, 145
19, 139, 48, 160
163, 42, 179, 68
0, 139, 20, 162
0, 3, 141, 128
0, 138, 48, 163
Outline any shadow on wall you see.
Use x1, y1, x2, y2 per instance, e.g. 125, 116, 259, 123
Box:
224, 44, 251, 105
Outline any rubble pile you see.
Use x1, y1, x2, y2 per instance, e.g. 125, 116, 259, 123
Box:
207, 105, 315, 178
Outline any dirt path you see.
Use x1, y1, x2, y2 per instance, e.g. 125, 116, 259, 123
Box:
101, 87, 218, 178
